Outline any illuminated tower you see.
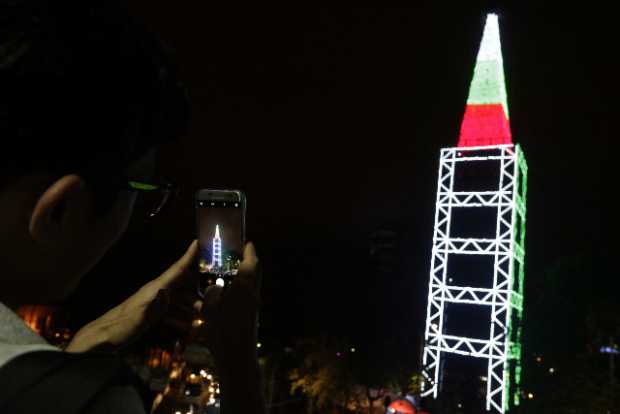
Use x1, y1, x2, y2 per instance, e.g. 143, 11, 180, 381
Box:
421, 14, 528, 413
211, 225, 222, 268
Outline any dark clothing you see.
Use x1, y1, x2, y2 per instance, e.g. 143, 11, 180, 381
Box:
0, 302, 148, 413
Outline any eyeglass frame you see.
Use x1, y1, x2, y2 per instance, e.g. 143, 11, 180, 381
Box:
124, 179, 179, 218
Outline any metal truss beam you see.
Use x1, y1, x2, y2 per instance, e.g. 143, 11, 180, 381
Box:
421, 144, 528, 413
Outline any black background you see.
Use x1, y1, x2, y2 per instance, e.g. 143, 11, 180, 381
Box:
67, 4, 617, 367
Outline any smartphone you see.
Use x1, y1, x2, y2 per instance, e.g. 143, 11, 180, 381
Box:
195, 189, 246, 294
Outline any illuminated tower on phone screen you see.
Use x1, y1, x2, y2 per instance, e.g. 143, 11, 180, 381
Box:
420, 13, 528, 413
212, 225, 222, 268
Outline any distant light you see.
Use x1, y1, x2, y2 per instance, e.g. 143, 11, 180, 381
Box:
479, 376, 488, 382
536, 356, 542, 363
336, 352, 342, 357
549, 367, 555, 374
216, 388, 220, 394
189, 373, 197, 379
200, 370, 208, 378
350, 347, 356, 353
185, 390, 190, 395
600, 346, 620, 355
207, 374, 213, 380
528, 393, 534, 400
389, 408, 396, 413
257, 342, 262, 348
175, 411, 182, 414
209, 386, 215, 393
457, 403, 463, 408
216, 278, 225, 287
192, 318, 204, 328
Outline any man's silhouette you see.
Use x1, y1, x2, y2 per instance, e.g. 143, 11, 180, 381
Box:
0, 1, 265, 413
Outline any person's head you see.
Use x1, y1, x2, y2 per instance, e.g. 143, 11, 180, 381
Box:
0, 0, 189, 308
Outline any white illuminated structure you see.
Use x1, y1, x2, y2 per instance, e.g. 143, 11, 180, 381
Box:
211, 224, 222, 268
421, 14, 528, 413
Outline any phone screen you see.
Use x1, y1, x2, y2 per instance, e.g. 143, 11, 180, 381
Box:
196, 197, 245, 288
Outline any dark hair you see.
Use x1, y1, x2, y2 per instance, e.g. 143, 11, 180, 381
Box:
0, 0, 189, 196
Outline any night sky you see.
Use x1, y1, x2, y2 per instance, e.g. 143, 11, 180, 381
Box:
69, 5, 616, 365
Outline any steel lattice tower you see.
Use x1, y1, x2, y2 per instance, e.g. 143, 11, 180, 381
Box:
421, 14, 528, 413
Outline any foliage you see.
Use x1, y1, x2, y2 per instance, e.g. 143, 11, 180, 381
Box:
288, 337, 422, 414
289, 338, 356, 412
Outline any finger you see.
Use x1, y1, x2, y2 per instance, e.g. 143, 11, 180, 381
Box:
167, 289, 201, 309
202, 285, 223, 314
161, 316, 192, 334
144, 289, 170, 326
236, 242, 260, 293
166, 301, 195, 320
155, 240, 199, 289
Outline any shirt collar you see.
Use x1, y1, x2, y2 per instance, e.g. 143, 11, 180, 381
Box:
0, 301, 60, 368
0, 301, 54, 346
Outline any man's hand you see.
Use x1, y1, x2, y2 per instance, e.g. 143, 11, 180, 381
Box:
194, 242, 261, 365
194, 242, 266, 414
67, 240, 266, 413
65, 240, 200, 353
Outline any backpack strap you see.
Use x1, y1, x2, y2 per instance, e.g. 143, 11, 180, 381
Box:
0, 350, 151, 414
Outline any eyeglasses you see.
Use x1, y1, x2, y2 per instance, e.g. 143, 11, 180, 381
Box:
125, 179, 178, 218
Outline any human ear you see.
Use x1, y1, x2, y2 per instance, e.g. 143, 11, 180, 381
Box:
28, 174, 88, 244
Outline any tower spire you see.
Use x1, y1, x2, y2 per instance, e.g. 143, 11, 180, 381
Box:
212, 225, 222, 268
458, 13, 512, 147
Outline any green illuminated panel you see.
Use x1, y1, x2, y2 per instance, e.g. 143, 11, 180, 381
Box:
505, 145, 528, 410
128, 181, 158, 191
